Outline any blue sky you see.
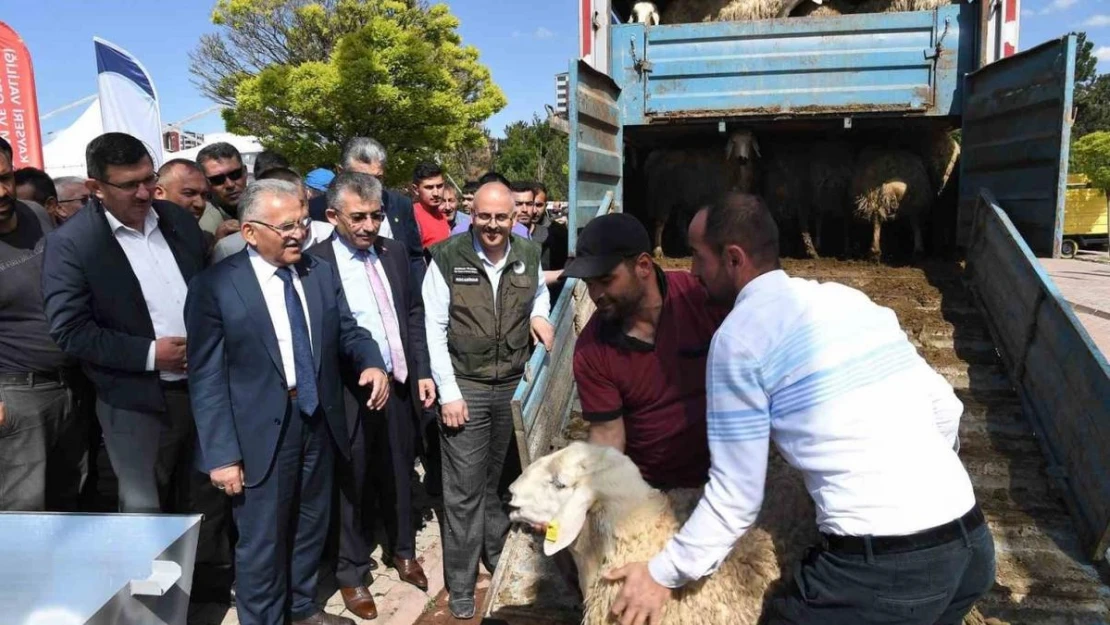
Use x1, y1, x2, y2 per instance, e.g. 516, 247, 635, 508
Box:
5, 0, 1109, 143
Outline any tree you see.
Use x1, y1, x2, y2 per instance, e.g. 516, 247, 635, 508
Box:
1071, 32, 1110, 139
1071, 132, 1110, 195
190, 0, 507, 187
491, 115, 570, 200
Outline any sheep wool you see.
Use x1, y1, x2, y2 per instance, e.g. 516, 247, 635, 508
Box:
851, 146, 933, 258
660, 0, 951, 22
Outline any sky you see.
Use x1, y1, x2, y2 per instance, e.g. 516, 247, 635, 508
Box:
5, 0, 1109, 144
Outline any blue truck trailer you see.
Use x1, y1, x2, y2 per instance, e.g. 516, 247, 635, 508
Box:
484, 2, 1110, 623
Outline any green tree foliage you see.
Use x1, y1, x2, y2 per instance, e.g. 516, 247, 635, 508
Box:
1071, 132, 1110, 194
491, 115, 569, 200
1072, 32, 1110, 139
190, 0, 506, 187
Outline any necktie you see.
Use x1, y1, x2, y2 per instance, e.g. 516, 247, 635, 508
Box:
362, 251, 408, 383
276, 267, 320, 415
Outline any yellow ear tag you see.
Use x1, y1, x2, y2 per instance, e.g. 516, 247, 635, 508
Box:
545, 522, 559, 543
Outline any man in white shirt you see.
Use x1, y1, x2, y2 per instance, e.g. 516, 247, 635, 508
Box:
422, 181, 555, 619
607, 192, 995, 625
41, 132, 232, 600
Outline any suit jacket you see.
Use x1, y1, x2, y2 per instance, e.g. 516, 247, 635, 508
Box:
184, 249, 384, 486
307, 234, 431, 430
41, 198, 208, 412
310, 190, 424, 288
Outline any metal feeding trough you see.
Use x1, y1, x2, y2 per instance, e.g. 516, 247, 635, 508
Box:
0, 512, 202, 625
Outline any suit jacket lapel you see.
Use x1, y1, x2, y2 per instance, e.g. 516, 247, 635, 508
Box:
299, 260, 325, 375
153, 203, 198, 282
92, 202, 156, 336
228, 252, 286, 381
378, 241, 408, 340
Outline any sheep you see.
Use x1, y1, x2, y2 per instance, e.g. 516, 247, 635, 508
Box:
630, 1, 661, 24
854, 0, 951, 12
642, 130, 759, 258
850, 146, 934, 260
761, 142, 815, 257
806, 140, 855, 257
659, 0, 948, 22
507, 442, 817, 625
918, 129, 961, 200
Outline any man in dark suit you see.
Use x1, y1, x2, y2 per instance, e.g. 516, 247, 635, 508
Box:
307, 172, 436, 618
40, 133, 231, 599
185, 178, 390, 625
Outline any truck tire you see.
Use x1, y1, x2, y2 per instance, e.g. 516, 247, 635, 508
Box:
1061, 239, 1079, 259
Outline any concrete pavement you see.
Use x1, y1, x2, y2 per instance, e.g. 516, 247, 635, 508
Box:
1040, 254, 1110, 359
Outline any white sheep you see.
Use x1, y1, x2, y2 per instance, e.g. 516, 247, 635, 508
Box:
642, 130, 759, 258
630, 1, 661, 24
507, 441, 817, 625
660, 0, 948, 22
507, 442, 1005, 625
850, 146, 934, 259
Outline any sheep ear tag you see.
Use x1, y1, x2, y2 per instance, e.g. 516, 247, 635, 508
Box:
543, 488, 591, 556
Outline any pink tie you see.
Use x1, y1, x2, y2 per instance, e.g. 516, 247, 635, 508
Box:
363, 252, 408, 383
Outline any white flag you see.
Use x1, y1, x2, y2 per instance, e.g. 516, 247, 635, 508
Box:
94, 37, 164, 168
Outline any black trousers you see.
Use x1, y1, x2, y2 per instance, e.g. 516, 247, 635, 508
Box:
769, 511, 996, 625
335, 380, 417, 588
0, 370, 92, 511
233, 405, 334, 625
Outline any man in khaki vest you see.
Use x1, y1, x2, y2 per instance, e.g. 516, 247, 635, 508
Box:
422, 181, 554, 619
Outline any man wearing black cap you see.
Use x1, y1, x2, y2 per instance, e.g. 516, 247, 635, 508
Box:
565, 213, 727, 491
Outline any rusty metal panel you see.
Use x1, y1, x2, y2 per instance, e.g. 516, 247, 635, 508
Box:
958, 35, 1076, 258
568, 60, 623, 252
607, 6, 970, 123
967, 189, 1110, 561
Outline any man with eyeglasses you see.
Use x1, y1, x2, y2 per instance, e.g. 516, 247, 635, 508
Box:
52, 176, 91, 224
307, 172, 436, 618
40, 132, 230, 602
422, 180, 555, 619
197, 142, 249, 219
185, 178, 389, 625
209, 167, 335, 265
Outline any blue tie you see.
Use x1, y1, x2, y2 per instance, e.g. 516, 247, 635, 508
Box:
276, 267, 319, 416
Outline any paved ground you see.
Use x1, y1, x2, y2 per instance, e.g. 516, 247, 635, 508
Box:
1040, 253, 1110, 359
189, 466, 453, 625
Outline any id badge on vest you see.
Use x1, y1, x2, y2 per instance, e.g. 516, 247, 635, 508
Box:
452, 266, 480, 285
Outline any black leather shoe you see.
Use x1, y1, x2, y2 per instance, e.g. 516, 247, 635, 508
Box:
291, 610, 356, 625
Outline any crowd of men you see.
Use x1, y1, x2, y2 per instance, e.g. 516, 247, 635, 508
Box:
1, 124, 994, 625
0, 132, 567, 625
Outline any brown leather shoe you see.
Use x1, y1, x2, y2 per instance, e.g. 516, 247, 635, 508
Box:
339, 586, 378, 620
389, 556, 429, 591
291, 610, 357, 625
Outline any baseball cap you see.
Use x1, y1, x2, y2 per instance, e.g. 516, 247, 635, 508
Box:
304, 168, 335, 192
562, 213, 652, 279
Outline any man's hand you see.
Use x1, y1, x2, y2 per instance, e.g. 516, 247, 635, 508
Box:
359, 368, 390, 411
530, 317, 555, 351
441, 399, 469, 429
0, 402, 5, 429
154, 337, 188, 373
215, 219, 241, 240
604, 562, 672, 625
210, 463, 244, 497
418, 378, 437, 409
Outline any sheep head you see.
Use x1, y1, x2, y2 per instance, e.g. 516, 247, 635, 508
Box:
630, 2, 661, 25
508, 442, 648, 556
726, 130, 761, 163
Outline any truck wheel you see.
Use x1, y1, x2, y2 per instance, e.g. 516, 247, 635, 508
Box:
1062, 239, 1079, 259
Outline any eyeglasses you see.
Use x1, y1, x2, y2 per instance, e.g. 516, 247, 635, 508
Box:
249, 216, 312, 237
99, 174, 159, 193
473, 213, 513, 225
206, 167, 246, 187
337, 210, 385, 225
58, 195, 89, 205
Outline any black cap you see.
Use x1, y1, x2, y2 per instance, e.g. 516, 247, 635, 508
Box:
562, 213, 652, 279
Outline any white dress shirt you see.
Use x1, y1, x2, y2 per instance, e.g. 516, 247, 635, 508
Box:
247, 247, 313, 387
104, 208, 189, 382
422, 238, 550, 405
648, 270, 975, 588
332, 236, 395, 374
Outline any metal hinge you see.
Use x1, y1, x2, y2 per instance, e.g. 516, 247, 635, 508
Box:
630, 37, 652, 75
925, 16, 951, 60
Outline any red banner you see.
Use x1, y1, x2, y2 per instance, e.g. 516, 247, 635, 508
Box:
0, 21, 43, 169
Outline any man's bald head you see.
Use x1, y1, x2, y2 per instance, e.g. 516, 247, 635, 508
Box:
471, 182, 514, 253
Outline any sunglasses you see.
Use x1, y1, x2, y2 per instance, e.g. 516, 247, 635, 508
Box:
207, 167, 246, 187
